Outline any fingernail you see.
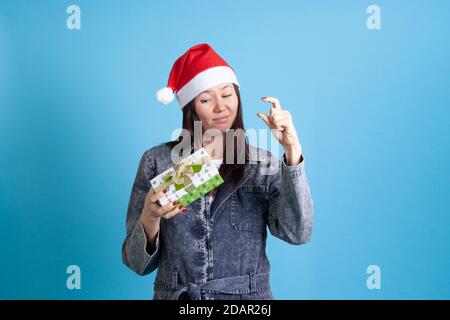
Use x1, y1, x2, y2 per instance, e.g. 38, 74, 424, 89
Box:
163, 189, 168, 193
173, 200, 178, 205
178, 204, 184, 209
182, 208, 187, 213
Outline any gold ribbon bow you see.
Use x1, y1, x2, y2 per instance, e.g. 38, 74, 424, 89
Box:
155, 154, 209, 194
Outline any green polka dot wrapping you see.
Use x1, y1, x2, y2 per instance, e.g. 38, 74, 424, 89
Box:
178, 174, 224, 207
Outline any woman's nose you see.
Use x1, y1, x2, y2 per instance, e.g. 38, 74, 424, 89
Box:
214, 98, 226, 112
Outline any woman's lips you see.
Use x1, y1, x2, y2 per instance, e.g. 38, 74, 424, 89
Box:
213, 115, 229, 124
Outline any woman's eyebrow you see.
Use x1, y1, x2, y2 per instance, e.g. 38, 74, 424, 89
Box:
201, 84, 232, 94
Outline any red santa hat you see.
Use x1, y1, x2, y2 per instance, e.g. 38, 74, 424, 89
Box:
155, 43, 240, 109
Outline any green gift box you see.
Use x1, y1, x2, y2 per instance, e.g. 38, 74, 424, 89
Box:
150, 148, 224, 207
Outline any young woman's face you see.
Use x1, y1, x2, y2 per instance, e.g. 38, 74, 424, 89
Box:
194, 82, 238, 133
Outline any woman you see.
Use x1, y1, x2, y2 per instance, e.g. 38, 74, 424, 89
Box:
122, 43, 314, 300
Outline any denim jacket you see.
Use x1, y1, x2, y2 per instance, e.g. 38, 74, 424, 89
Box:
122, 142, 314, 300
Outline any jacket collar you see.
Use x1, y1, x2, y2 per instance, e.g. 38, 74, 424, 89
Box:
181, 143, 268, 163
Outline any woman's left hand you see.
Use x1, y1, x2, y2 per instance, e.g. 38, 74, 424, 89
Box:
257, 96, 303, 165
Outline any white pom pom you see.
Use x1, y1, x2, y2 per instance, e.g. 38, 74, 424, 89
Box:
155, 87, 174, 105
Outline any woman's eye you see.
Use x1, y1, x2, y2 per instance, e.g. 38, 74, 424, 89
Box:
222, 94, 232, 98
201, 99, 211, 103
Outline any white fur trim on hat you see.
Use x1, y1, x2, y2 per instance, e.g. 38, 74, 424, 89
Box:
155, 87, 175, 105
176, 66, 239, 109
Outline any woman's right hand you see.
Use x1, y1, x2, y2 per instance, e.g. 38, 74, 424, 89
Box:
142, 186, 187, 221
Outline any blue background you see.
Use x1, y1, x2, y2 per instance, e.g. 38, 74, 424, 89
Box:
1, 0, 449, 299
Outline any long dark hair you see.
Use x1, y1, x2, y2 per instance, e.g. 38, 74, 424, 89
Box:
165, 83, 249, 188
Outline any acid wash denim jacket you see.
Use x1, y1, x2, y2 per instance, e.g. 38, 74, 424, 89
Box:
122, 142, 314, 300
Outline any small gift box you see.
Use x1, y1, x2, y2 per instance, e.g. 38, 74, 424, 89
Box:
150, 148, 224, 207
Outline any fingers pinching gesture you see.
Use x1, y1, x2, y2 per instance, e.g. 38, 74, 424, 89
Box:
257, 97, 303, 165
